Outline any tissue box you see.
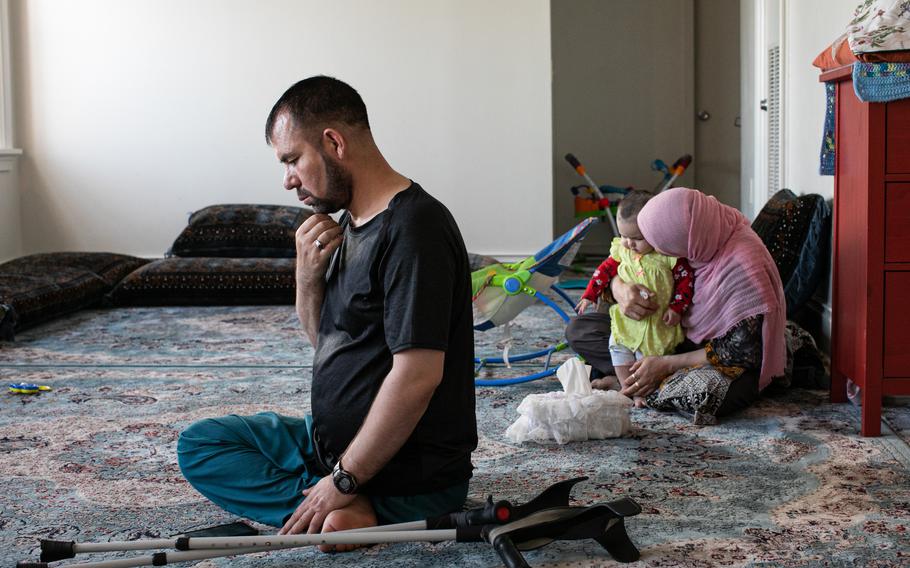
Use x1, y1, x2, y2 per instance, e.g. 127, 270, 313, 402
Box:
505, 390, 632, 444
504, 358, 633, 444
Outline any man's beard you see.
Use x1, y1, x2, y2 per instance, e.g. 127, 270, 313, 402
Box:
307, 153, 353, 214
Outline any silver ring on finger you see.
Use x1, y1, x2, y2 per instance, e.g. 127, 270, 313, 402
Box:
313, 238, 324, 250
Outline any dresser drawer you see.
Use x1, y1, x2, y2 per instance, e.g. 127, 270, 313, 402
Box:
887, 100, 910, 174
886, 184, 910, 262
884, 271, 910, 377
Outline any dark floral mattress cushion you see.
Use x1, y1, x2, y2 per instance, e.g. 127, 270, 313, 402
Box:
106, 257, 296, 307
0, 252, 151, 340
751, 189, 831, 317
168, 204, 311, 258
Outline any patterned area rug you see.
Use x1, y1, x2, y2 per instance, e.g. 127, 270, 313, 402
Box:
883, 396, 910, 448
2, 305, 910, 567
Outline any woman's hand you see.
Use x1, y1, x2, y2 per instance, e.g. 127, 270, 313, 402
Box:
621, 356, 672, 398
610, 278, 658, 321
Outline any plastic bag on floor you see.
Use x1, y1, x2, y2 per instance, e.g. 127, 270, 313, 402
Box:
504, 358, 632, 444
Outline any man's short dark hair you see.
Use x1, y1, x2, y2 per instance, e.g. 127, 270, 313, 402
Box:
265, 76, 370, 144
617, 189, 655, 219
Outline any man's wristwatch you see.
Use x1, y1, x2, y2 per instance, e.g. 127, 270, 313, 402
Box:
332, 458, 359, 495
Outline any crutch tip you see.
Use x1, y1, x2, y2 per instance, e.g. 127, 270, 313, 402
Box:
39, 539, 75, 562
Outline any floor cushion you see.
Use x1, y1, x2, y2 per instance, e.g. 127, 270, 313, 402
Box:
0, 252, 150, 340
106, 257, 296, 307
109, 253, 500, 308
168, 204, 311, 258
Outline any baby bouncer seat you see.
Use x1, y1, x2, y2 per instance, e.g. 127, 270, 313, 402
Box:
472, 217, 598, 386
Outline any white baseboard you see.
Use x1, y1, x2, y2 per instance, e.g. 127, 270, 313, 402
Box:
475, 252, 533, 263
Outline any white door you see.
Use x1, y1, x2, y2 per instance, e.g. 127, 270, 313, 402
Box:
694, 0, 742, 209
741, 0, 783, 220
552, 0, 696, 255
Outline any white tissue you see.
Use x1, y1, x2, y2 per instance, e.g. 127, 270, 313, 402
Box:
504, 358, 632, 444
556, 356, 593, 397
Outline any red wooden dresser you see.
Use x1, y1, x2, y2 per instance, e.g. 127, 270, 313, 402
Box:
821, 65, 910, 436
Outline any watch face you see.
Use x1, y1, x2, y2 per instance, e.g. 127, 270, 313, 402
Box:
333, 468, 356, 494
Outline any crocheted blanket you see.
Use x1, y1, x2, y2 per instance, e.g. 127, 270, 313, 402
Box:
852, 61, 910, 102
820, 82, 836, 176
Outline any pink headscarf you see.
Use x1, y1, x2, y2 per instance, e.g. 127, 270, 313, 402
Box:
637, 188, 786, 390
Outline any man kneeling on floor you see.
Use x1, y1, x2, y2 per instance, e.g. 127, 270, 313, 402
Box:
177, 76, 478, 551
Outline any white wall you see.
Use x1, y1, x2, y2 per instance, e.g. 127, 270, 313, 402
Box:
777, 0, 857, 350
783, 0, 856, 199
11, 0, 551, 259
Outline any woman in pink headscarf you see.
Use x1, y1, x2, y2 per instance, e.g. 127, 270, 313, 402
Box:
565, 188, 786, 424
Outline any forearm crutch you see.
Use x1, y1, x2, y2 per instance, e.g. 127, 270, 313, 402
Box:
23, 478, 595, 566
19, 499, 642, 568
17, 531, 456, 568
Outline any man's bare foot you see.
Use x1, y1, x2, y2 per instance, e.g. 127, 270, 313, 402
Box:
318, 495, 378, 553
591, 376, 621, 390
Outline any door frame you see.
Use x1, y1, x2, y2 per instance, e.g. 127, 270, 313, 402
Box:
741, 0, 786, 219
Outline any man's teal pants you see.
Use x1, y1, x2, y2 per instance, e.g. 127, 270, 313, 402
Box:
177, 412, 468, 527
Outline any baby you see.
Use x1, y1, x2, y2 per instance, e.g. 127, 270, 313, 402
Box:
576, 189, 694, 405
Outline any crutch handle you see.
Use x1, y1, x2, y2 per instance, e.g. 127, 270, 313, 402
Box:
426, 496, 513, 529
432, 477, 585, 530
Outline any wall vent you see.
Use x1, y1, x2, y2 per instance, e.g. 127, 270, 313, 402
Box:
767, 45, 781, 195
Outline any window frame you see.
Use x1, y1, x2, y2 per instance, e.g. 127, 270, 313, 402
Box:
0, 0, 19, 153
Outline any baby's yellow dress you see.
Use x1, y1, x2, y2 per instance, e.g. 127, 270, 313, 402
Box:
609, 237, 685, 356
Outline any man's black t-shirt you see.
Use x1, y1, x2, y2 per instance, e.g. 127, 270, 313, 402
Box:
311, 183, 477, 496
